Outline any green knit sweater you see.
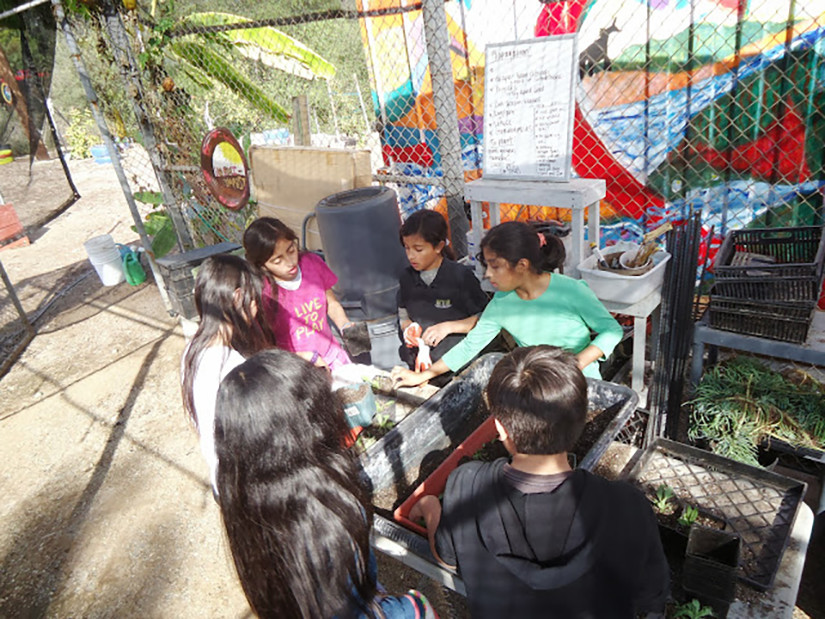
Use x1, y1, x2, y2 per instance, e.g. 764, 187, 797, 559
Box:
441, 273, 623, 378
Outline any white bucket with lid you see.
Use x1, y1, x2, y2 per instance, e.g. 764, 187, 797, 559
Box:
84, 234, 125, 286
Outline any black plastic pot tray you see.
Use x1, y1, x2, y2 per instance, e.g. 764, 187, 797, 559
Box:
761, 435, 825, 465
624, 438, 807, 591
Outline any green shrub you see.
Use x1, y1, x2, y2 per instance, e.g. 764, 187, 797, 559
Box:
65, 108, 100, 159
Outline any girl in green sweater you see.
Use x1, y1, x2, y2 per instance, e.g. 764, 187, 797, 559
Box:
392, 221, 622, 386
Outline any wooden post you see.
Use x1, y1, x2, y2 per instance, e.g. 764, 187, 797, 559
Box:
292, 95, 311, 146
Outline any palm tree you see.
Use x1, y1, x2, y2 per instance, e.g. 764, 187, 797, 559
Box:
155, 11, 336, 123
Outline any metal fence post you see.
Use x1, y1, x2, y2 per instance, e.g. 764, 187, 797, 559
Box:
422, 0, 469, 257
52, 0, 174, 313
98, 0, 195, 251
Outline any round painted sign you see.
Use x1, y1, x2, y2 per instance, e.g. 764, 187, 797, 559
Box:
1, 81, 12, 105
200, 127, 250, 211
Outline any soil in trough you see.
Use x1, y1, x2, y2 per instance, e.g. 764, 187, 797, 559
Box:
370, 403, 491, 515
371, 405, 614, 515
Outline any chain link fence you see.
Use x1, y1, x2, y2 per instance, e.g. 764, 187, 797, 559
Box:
0, 257, 33, 378
6, 0, 823, 388
51, 0, 825, 255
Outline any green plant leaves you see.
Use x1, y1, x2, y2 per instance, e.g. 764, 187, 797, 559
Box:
147, 212, 176, 258
688, 357, 825, 466
133, 190, 164, 206
178, 12, 336, 80
171, 39, 289, 122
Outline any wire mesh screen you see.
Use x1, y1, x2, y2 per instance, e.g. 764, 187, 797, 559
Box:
0, 1, 78, 242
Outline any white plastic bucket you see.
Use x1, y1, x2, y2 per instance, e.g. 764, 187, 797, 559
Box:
84, 234, 125, 286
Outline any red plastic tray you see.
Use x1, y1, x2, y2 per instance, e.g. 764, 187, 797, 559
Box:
393, 416, 498, 536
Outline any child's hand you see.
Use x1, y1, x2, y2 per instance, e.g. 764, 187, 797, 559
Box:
421, 323, 451, 348
408, 495, 442, 530
415, 340, 432, 372
391, 365, 430, 388
403, 322, 423, 347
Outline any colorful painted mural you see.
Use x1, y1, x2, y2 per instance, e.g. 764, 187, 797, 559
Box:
358, 0, 825, 251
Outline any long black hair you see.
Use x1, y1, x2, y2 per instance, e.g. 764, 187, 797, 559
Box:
215, 350, 375, 619
399, 208, 456, 260
243, 216, 300, 277
479, 220, 565, 273
181, 254, 275, 427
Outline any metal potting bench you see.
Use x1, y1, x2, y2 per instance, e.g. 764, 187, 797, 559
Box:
690, 310, 825, 387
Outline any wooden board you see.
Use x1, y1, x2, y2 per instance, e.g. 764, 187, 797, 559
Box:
250, 146, 372, 251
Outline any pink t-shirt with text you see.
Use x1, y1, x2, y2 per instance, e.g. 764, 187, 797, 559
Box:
262, 252, 349, 366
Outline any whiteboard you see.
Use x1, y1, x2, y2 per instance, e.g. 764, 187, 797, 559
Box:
483, 35, 578, 181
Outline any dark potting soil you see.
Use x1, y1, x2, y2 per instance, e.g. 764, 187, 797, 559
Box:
370, 404, 491, 515
457, 439, 509, 467
359, 421, 394, 443
340, 383, 371, 404
372, 406, 614, 516
570, 407, 609, 466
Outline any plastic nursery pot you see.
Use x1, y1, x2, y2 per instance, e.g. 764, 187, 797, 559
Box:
682, 526, 741, 618
338, 383, 376, 430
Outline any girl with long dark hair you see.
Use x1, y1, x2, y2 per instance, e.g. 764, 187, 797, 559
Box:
215, 349, 435, 618
243, 216, 354, 371
392, 220, 622, 387
180, 254, 275, 493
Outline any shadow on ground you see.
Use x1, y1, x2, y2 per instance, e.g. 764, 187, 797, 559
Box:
0, 333, 178, 616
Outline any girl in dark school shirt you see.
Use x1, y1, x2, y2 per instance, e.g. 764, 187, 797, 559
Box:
397, 209, 489, 377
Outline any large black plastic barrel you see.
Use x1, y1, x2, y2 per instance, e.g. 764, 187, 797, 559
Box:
315, 186, 407, 320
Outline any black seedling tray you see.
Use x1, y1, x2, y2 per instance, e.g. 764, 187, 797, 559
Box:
707, 295, 814, 344
623, 438, 807, 590
713, 225, 825, 303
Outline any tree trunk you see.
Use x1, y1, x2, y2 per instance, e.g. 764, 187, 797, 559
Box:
0, 44, 49, 160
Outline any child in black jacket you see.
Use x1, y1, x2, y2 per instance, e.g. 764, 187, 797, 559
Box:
410, 346, 669, 618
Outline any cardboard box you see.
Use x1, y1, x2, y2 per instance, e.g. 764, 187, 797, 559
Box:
249, 146, 372, 251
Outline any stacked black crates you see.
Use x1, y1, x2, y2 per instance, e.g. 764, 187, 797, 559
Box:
708, 226, 825, 344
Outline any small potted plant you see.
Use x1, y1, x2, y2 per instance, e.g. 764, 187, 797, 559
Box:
682, 526, 740, 618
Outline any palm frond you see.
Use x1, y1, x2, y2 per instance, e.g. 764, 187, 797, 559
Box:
179, 12, 336, 80
171, 39, 289, 123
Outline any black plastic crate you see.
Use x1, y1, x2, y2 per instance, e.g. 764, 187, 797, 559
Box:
623, 438, 807, 590
713, 226, 825, 302
707, 295, 814, 344
155, 242, 241, 319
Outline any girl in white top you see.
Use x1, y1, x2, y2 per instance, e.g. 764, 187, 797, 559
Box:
180, 254, 276, 494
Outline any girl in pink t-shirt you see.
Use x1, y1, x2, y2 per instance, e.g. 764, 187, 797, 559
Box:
243, 217, 353, 370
